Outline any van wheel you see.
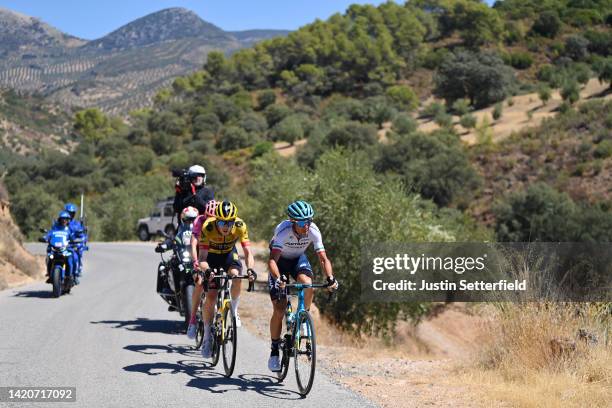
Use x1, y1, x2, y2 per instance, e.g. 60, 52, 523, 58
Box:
138, 225, 150, 241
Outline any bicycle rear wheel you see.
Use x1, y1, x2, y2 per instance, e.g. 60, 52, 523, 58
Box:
294, 311, 316, 396
221, 306, 238, 377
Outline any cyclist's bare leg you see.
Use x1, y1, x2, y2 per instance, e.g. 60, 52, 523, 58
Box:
270, 297, 287, 339
297, 273, 314, 310
189, 274, 203, 324
203, 289, 217, 325
228, 266, 241, 314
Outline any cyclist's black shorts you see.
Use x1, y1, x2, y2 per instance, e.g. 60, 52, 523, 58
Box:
268, 254, 313, 301
205, 247, 242, 290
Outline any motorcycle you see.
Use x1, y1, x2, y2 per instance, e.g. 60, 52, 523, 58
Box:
38, 228, 82, 298
155, 229, 195, 330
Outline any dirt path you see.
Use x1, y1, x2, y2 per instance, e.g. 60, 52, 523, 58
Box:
417, 78, 611, 144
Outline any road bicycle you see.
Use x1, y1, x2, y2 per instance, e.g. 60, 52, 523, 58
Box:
198, 268, 254, 377
276, 282, 333, 396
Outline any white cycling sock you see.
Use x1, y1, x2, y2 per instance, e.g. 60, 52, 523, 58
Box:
231, 297, 240, 314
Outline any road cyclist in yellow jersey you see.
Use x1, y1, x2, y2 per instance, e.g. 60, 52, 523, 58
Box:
192, 200, 257, 359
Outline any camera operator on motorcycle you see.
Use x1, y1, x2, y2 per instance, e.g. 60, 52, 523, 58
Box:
155, 206, 199, 326
173, 165, 214, 220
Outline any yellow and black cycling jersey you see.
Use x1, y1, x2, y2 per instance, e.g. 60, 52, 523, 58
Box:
198, 216, 250, 254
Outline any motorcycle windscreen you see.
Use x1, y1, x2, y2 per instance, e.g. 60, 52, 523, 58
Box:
49, 231, 69, 251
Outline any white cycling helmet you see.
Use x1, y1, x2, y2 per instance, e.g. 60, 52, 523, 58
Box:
188, 165, 206, 185
181, 206, 199, 222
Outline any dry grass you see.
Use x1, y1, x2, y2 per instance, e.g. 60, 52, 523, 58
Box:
464, 302, 611, 407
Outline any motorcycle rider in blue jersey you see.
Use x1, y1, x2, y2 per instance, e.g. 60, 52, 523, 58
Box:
45, 211, 77, 284
64, 203, 88, 283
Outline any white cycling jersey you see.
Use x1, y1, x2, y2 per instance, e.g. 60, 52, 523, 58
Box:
270, 220, 325, 259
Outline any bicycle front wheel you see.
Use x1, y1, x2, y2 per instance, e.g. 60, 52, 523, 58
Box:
195, 313, 204, 350
293, 311, 316, 396
211, 320, 221, 367
221, 306, 237, 377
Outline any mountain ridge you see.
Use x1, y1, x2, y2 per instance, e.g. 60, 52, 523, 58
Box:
0, 6, 290, 114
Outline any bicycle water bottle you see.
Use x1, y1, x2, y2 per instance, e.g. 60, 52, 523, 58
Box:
286, 301, 294, 324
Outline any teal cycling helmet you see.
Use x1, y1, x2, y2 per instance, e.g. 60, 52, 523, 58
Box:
287, 200, 314, 221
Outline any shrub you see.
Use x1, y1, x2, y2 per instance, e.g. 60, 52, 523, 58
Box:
460, 113, 477, 129
564, 35, 590, 61
326, 122, 378, 149
594, 140, 612, 159
531, 11, 561, 38
216, 126, 258, 152
493, 102, 503, 121
451, 98, 471, 116
251, 141, 275, 158
434, 111, 453, 128
257, 89, 276, 110
504, 51, 534, 70
561, 80, 580, 104
270, 115, 304, 145
538, 84, 552, 105
386, 85, 419, 111
375, 130, 481, 206
264, 104, 292, 127
392, 113, 418, 134
421, 101, 446, 119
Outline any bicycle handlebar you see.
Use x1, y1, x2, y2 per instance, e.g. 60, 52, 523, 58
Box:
200, 268, 256, 292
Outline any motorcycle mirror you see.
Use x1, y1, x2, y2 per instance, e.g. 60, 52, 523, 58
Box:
39, 227, 48, 233
38, 237, 47, 243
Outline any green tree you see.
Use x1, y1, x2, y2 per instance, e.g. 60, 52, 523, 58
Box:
326, 122, 378, 149
375, 130, 481, 206
392, 113, 417, 134
10, 185, 62, 239
257, 89, 276, 110
271, 115, 304, 145
73, 108, 115, 143
434, 50, 514, 108
494, 183, 578, 242
564, 35, 590, 61
531, 11, 562, 38
386, 85, 419, 111
216, 126, 258, 152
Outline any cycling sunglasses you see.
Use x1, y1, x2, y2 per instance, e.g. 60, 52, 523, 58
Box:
217, 220, 235, 228
292, 219, 312, 228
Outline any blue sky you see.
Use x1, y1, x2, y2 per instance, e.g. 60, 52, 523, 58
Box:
0, 1, 389, 39
0, 1, 496, 40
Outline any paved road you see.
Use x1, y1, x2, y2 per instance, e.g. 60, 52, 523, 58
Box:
0, 243, 375, 408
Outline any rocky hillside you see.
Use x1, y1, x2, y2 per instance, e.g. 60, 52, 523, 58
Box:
0, 7, 289, 115
0, 90, 73, 172
0, 181, 43, 290
0, 7, 85, 55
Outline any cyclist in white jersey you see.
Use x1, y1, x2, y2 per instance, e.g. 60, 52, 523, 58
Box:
266, 200, 338, 372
